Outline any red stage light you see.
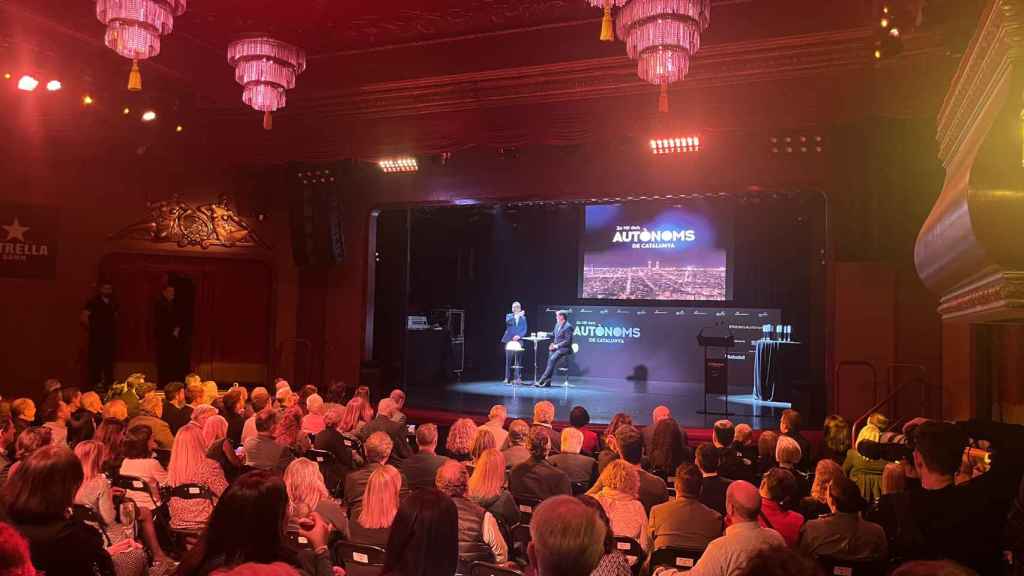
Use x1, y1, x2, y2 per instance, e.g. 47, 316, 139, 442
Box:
379, 157, 418, 173
649, 135, 701, 155
17, 75, 39, 91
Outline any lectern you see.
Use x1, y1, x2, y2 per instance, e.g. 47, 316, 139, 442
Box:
696, 325, 735, 416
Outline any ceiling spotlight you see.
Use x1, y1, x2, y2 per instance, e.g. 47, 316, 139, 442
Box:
16, 75, 39, 92
880, 17, 889, 28
82, 95, 94, 105
123, 107, 131, 115
45, 80, 61, 92
889, 27, 900, 38
175, 125, 183, 132
3, 73, 11, 80
649, 135, 701, 155
141, 110, 157, 122
378, 157, 418, 173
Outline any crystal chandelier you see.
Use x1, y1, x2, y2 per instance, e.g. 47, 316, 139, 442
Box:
614, 0, 711, 112
227, 37, 307, 130
95, 0, 187, 91
585, 0, 628, 41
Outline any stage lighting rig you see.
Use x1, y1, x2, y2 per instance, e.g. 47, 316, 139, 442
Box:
45, 80, 61, 92
378, 157, 418, 173
16, 75, 38, 91
649, 136, 701, 155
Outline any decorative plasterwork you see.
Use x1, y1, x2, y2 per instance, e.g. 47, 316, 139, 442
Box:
938, 270, 1024, 321
112, 197, 268, 250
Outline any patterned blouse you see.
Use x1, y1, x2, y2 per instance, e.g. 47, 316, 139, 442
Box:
169, 458, 229, 530
594, 489, 651, 552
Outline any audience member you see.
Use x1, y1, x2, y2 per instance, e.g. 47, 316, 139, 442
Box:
532, 401, 560, 453
642, 406, 688, 458
446, 418, 478, 462
109, 373, 143, 419
798, 475, 886, 562
646, 417, 690, 480
119, 424, 173, 564
342, 396, 374, 435
436, 460, 508, 566
168, 423, 228, 532
273, 405, 309, 457
799, 458, 844, 520
240, 387, 270, 445
161, 382, 190, 436
548, 427, 597, 486
588, 459, 650, 554
345, 431, 407, 519
819, 414, 851, 465
301, 394, 326, 435
576, 495, 631, 576
480, 405, 509, 449
381, 488, 459, 576
865, 461, 905, 543
39, 394, 70, 447
758, 467, 804, 547
778, 409, 812, 472
61, 386, 93, 446
10, 399, 35, 439
220, 389, 246, 446
311, 404, 355, 492
349, 464, 402, 547
399, 423, 449, 492
501, 419, 531, 468
843, 414, 890, 502
356, 398, 412, 464
201, 381, 219, 407
297, 385, 318, 416
694, 443, 731, 516
468, 448, 519, 530
528, 495, 606, 576
775, 436, 809, 499
283, 458, 346, 534
388, 389, 407, 425
733, 423, 757, 463
2, 427, 52, 483
756, 430, 779, 475
712, 419, 754, 483
102, 398, 128, 422
568, 406, 599, 456
0, 521, 39, 576
648, 463, 723, 551
93, 418, 125, 474
601, 424, 667, 513
77, 391, 105, 438
509, 426, 571, 501
243, 409, 291, 472
204, 415, 244, 482
733, 546, 819, 576
128, 394, 173, 450
470, 428, 496, 465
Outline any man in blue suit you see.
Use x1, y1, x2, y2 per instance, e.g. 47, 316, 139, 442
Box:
536, 310, 573, 388
501, 301, 528, 383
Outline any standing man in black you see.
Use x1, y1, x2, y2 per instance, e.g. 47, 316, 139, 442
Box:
154, 284, 187, 386
535, 310, 573, 388
80, 282, 117, 392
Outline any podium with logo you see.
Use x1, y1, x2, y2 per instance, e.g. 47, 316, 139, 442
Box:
696, 325, 735, 416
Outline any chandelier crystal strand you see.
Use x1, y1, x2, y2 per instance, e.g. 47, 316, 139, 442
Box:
227, 37, 307, 130
586, 0, 628, 41
95, 0, 187, 91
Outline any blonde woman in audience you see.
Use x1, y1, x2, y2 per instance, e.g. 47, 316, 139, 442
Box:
202, 414, 244, 482
201, 381, 219, 405
301, 394, 326, 435
74, 440, 148, 576
470, 428, 496, 465
776, 436, 809, 499
843, 413, 890, 501
799, 459, 844, 520
168, 424, 228, 531
186, 381, 205, 409
446, 418, 478, 462
340, 397, 370, 435
189, 405, 218, 428
103, 399, 129, 421
468, 448, 520, 530
284, 457, 347, 534
81, 391, 104, 421
349, 464, 403, 547
589, 459, 650, 556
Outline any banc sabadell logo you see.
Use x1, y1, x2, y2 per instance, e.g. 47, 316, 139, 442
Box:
574, 319, 641, 342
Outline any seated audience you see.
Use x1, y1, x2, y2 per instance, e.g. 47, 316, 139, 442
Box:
598, 412, 633, 473
758, 467, 804, 548
798, 475, 887, 562
284, 458, 346, 535
355, 398, 412, 464
532, 401, 560, 453
599, 424, 668, 513
734, 546, 820, 576
436, 460, 508, 566
243, 409, 291, 472
312, 404, 355, 492
446, 418, 478, 462
201, 381, 219, 407
646, 417, 690, 481
865, 461, 905, 542
389, 389, 407, 425
10, 399, 36, 438
779, 409, 812, 472
568, 406, 599, 456
178, 470, 333, 576
642, 406, 688, 458
712, 419, 754, 483
818, 414, 851, 465
108, 374, 143, 419
273, 405, 310, 458
349, 464, 402, 547
2, 445, 140, 576
300, 394, 326, 435
297, 385, 318, 416
775, 436, 809, 500
381, 488, 459, 576
1, 427, 52, 484
203, 414, 243, 482
756, 430, 779, 476
470, 428, 496, 465
694, 443, 731, 516
733, 423, 757, 463
528, 495, 606, 576
509, 426, 571, 501
240, 387, 270, 445
102, 399, 128, 422
468, 448, 520, 530
480, 405, 509, 450
119, 424, 173, 564
548, 427, 597, 486
40, 393, 71, 447
588, 459, 650, 554
168, 423, 228, 532
127, 395, 173, 450
399, 423, 448, 492
220, 389, 246, 447
501, 419, 531, 468
76, 391, 105, 440
577, 495, 632, 576
798, 458, 844, 520
161, 382, 190, 436
345, 431, 407, 519
341, 396, 374, 435
93, 418, 126, 474
843, 413, 890, 502
648, 463, 723, 551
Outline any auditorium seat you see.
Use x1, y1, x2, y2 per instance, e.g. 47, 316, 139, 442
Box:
333, 541, 387, 576
816, 556, 887, 576
649, 546, 706, 571
470, 561, 524, 576
513, 495, 543, 524
510, 523, 532, 565
613, 536, 646, 575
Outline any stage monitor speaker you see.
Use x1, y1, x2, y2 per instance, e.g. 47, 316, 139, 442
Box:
289, 165, 345, 267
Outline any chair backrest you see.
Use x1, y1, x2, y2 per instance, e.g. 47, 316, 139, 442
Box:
154, 448, 172, 467
334, 541, 388, 566
342, 435, 363, 453
305, 449, 335, 465
170, 483, 215, 501
513, 495, 542, 523
613, 536, 645, 568
649, 546, 706, 571
470, 561, 524, 576
571, 481, 589, 495
113, 473, 149, 492
286, 530, 314, 551
817, 556, 887, 576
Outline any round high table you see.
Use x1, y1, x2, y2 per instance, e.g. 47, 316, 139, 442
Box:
522, 335, 552, 385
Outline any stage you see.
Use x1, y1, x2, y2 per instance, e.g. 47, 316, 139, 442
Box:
405, 376, 791, 429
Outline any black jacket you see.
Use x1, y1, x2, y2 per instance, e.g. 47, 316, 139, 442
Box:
16, 520, 115, 576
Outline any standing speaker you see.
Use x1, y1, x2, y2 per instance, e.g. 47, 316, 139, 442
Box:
289, 165, 345, 267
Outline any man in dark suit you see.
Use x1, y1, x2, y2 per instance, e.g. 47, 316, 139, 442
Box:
695, 443, 732, 516
356, 397, 413, 465
713, 419, 755, 483
535, 310, 573, 388
649, 463, 724, 551
510, 426, 571, 501
502, 301, 528, 384
398, 423, 449, 491
548, 427, 597, 487
314, 404, 355, 493
344, 431, 408, 519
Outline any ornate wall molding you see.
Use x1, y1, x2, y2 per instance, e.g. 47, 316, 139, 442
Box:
111, 197, 269, 250
938, 269, 1024, 321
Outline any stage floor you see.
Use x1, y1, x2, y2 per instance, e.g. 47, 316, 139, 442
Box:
406, 377, 791, 429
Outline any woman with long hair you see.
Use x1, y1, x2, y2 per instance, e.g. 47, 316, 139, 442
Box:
646, 417, 690, 480
178, 470, 333, 576
119, 425, 172, 565
819, 415, 851, 465
381, 489, 459, 576
587, 459, 650, 556
94, 418, 127, 475
757, 430, 780, 476
339, 397, 372, 435
203, 415, 244, 482
576, 494, 630, 576
469, 428, 495, 465
283, 458, 346, 534
467, 448, 520, 530
0, 427, 52, 484
2, 445, 139, 576
349, 464, 402, 547
274, 405, 310, 456
798, 459, 844, 520
168, 424, 228, 531
446, 418, 477, 462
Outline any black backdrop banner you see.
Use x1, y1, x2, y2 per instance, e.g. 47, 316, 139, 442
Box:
0, 205, 58, 279
537, 304, 781, 391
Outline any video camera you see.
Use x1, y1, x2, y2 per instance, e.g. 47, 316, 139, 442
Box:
855, 422, 921, 462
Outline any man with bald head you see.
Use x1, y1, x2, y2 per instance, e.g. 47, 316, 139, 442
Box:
680, 480, 785, 576
356, 397, 412, 463
528, 495, 605, 576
